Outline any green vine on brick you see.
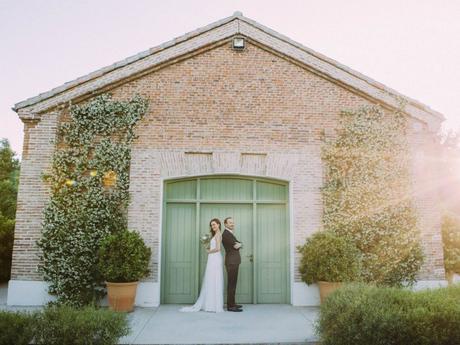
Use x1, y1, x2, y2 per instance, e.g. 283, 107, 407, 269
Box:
37, 93, 149, 307
321, 101, 424, 287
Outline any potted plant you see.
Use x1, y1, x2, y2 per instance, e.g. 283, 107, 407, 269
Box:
98, 229, 152, 312
297, 230, 361, 303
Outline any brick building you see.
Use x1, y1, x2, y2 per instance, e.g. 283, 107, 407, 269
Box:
8, 12, 446, 306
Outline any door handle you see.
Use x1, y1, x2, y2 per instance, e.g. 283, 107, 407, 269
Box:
246, 254, 253, 262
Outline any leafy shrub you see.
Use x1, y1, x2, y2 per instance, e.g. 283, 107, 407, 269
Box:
297, 230, 361, 284
316, 283, 460, 345
98, 229, 151, 282
441, 213, 460, 276
34, 304, 130, 345
321, 104, 424, 286
0, 310, 36, 345
0, 216, 14, 282
36, 94, 149, 306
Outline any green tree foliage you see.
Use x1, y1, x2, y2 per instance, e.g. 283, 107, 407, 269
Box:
297, 230, 362, 284
0, 138, 20, 282
441, 213, 460, 275
98, 229, 151, 283
438, 129, 460, 214
36, 94, 149, 306
321, 104, 424, 287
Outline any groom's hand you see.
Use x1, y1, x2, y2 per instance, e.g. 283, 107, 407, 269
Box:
233, 242, 242, 249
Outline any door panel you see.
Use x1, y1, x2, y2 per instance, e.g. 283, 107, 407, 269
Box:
257, 204, 288, 303
256, 181, 287, 201
200, 178, 253, 201
166, 179, 197, 200
163, 203, 196, 303
199, 203, 253, 304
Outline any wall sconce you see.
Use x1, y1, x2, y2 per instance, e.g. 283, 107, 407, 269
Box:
232, 36, 245, 50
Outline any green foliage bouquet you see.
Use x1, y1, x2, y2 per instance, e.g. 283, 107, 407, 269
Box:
200, 233, 211, 249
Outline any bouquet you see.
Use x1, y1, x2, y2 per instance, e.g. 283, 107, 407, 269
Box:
200, 233, 212, 249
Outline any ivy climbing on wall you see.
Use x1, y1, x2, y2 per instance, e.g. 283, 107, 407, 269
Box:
321, 101, 424, 287
37, 93, 149, 306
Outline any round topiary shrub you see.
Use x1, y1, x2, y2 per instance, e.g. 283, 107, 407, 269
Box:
297, 230, 362, 284
98, 229, 151, 282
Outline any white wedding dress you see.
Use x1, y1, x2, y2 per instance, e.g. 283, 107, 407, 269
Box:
179, 236, 224, 312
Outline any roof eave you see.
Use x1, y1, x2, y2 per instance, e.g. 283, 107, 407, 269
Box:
13, 12, 242, 112
12, 11, 445, 128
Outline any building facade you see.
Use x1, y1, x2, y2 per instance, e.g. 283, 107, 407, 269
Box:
8, 12, 446, 306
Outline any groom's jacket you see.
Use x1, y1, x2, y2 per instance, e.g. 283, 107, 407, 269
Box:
222, 228, 241, 265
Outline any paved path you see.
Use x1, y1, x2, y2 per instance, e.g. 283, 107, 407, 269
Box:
120, 304, 319, 344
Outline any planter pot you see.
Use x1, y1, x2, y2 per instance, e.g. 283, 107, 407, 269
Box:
106, 281, 138, 312
318, 281, 342, 303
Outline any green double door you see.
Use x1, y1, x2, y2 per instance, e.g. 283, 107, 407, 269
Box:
161, 176, 289, 304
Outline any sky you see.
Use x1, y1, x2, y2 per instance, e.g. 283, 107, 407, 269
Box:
1, 0, 459, 160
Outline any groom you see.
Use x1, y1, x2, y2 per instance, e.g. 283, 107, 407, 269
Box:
222, 217, 243, 312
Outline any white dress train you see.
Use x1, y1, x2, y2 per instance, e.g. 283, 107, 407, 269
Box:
179, 236, 224, 312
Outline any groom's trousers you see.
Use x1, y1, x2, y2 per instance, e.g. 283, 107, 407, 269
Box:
225, 263, 239, 307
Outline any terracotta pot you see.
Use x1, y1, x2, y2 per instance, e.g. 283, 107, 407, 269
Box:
106, 281, 138, 312
318, 281, 342, 303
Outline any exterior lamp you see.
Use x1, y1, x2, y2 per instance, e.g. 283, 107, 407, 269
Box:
232, 37, 245, 50
103, 170, 117, 187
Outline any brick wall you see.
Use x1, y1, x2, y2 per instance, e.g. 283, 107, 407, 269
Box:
11, 40, 445, 283
11, 112, 58, 280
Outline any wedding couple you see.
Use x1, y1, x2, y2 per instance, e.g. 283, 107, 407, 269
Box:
179, 217, 243, 313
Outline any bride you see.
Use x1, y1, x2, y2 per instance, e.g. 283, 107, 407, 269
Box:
179, 218, 224, 313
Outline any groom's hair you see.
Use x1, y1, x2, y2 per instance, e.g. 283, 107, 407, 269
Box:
224, 217, 232, 225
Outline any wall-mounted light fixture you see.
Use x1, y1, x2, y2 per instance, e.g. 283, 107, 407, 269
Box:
232, 36, 245, 50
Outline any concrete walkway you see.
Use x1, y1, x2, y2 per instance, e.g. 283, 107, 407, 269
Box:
120, 304, 319, 344
1, 284, 319, 344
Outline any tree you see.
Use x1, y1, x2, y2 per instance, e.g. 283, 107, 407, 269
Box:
0, 138, 20, 282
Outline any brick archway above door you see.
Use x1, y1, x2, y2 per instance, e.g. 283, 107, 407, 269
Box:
126, 148, 324, 305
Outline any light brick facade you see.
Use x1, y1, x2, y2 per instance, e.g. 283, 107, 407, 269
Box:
9, 13, 446, 306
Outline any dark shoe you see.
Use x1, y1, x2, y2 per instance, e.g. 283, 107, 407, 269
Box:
227, 306, 243, 312
226, 304, 243, 308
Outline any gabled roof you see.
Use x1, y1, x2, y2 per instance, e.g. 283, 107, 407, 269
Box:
13, 11, 444, 130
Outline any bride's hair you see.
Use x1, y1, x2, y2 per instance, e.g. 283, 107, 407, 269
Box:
209, 218, 221, 237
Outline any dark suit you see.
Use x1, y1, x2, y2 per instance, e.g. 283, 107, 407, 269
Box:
222, 228, 241, 308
